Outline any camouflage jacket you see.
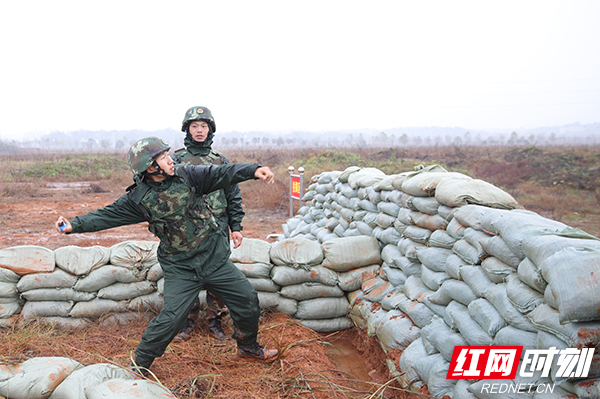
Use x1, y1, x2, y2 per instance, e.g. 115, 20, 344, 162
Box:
69, 163, 258, 277
173, 146, 244, 233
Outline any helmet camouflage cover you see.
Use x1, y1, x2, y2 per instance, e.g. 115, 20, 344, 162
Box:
128, 137, 171, 174
181, 106, 216, 133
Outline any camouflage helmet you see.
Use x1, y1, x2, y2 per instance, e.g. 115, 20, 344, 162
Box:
181, 106, 216, 133
127, 137, 171, 174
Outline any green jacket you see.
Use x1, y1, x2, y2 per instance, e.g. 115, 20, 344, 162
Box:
173, 141, 244, 233
69, 163, 259, 278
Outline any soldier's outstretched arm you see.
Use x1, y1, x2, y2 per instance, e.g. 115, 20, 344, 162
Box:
254, 166, 274, 184
186, 163, 275, 194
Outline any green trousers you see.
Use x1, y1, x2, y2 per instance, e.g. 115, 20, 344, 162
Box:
134, 259, 260, 366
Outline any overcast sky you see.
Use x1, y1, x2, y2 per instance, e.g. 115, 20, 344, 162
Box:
1, 1, 599, 141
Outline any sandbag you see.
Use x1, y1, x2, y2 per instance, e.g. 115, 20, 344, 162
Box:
445, 300, 493, 346
229, 238, 271, 264
411, 196, 441, 215
84, 378, 177, 399
54, 245, 110, 276
401, 168, 468, 197
528, 303, 600, 347
234, 263, 273, 279
280, 282, 343, 301
48, 363, 133, 399
398, 338, 428, 387
417, 247, 454, 273
247, 277, 280, 293
257, 292, 297, 315
483, 283, 537, 332
492, 325, 537, 357
517, 257, 547, 294
459, 265, 495, 298
0, 357, 81, 399
0, 281, 18, 299
17, 269, 77, 292
506, 274, 544, 314
69, 298, 127, 318
21, 288, 96, 302
337, 264, 380, 292
271, 265, 338, 287
109, 241, 158, 276
435, 177, 520, 209
321, 236, 381, 271
0, 267, 21, 283
0, 245, 55, 276
347, 167, 386, 189
21, 301, 74, 319
74, 265, 143, 292
376, 309, 421, 351
541, 247, 600, 323
298, 317, 353, 332
428, 279, 477, 306
522, 232, 600, 268
420, 316, 468, 362
97, 281, 156, 300
413, 353, 456, 398
294, 297, 349, 320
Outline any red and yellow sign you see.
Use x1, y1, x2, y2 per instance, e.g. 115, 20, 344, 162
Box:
291, 176, 301, 199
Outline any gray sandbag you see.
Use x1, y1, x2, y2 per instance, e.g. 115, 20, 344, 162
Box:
435, 177, 520, 209
256, 292, 297, 315
280, 282, 344, 300
480, 235, 523, 268
404, 275, 434, 303
483, 283, 537, 332
128, 291, 164, 312
402, 225, 432, 244
69, 298, 127, 318
377, 201, 400, 217
480, 209, 569, 259
454, 380, 479, 399
446, 217, 466, 239
374, 175, 397, 191
411, 212, 448, 231
492, 325, 537, 357
506, 274, 544, 314
392, 219, 408, 235
271, 265, 338, 287
421, 316, 468, 362
428, 279, 477, 306
338, 166, 361, 183
528, 303, 600, 347
452, 204, 491, 230
417, 247, 454, 273
0, 301, 21, 318
0, 267, 21, 283
21, 288, 96, 302
294, 297, 349, 320
469, 293, 507, 338
146, 262, 164, 281
109, 241, 158, 276
398, 338, 428, 388
21, 301, 74, 319
481, 256, 516, 283
445, 300, 493, 345
445, 253, 467, 279
234, 262, 273, 279
49, 363, 133, 399
376, 309, 421, 351
358, 199, 378, 213
522, 231, 600, 268
453, 239, 481, 265
73, 265, 143, 292
380, 289, 407, 311
460, 265, 495, 298
420, 264, 451, 291
0, 245, 55, 275
321, 236, 381, 271
463, 227, 491, 259
541, 247, 600, 323
364, 280, 394, 303
401, 168, 466, 197
397, 208, 417, 225
375, 212, 396, 228
397, 295, 435, 328
517, 257, 547, 294
374, 226, 402, 245
394, 255, 422, 276
54, 245, 110, 276
248, 278, 280, 292
411, 196, 441, 215
381, 244, 403, 266
0, 357, 81, 399
229, 238, 271, 264
413, 353, 456, 398
17, 269, 77, 292
84, 378, 177, 399
337, 264, 380, 292
382, 263, 407, 287
0, 281, 18, 299
269, 237, 323, 267
97, 281, 156, 300
299, 317, 353, 332
347, 167, 386, 189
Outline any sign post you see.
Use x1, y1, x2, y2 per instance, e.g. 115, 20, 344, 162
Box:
288, 166, 305, 218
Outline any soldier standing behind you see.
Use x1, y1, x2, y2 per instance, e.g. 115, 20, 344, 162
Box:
171, 106, 240, 342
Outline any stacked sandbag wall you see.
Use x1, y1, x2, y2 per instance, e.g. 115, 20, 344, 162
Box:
280, 165, 600, 399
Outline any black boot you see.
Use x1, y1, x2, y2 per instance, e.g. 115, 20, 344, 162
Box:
237, 342, 278, 362
128, 356, 154, 379
173, 318, 195, 343
207, 317, 230, 341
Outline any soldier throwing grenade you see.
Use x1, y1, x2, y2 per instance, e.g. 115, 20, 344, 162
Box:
55, 137, 278, 376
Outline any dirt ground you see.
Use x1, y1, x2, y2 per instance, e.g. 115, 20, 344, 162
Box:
0, 184, 429, 399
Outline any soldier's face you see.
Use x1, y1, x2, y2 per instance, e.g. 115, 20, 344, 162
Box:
189, 121, 210, 142
153, 152, 175, 176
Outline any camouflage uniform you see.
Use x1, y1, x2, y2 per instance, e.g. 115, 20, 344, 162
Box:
173, 106, 243, 336
69, 157, 261, 370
